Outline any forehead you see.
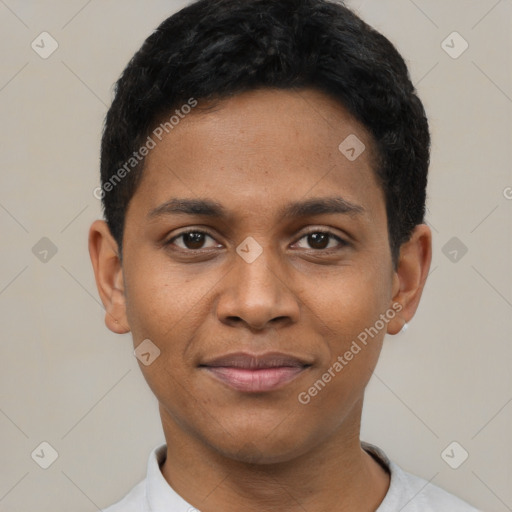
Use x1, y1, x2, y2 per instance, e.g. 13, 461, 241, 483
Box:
130, 88, 384, 222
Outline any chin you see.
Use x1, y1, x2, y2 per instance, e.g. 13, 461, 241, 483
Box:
216, 439, 302, 465
202, 421, 314, 466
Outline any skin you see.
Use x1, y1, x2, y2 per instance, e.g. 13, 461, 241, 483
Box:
89, 88, 432, 512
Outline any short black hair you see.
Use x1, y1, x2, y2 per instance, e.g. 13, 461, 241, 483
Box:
99, 0, 430, 267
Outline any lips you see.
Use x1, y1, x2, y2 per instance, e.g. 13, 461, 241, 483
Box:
200, 352, 312, 393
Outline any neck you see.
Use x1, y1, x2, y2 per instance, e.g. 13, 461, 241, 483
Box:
159, 398, 390, 512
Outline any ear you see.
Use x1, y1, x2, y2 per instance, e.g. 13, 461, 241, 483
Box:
88, 220, 130, 334
387, 224, 432, 335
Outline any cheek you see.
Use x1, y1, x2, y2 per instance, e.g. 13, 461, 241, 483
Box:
123, 267, 200, 412
297, 264, 390, 397
304, 263, 391, 337
123, 253, 209, 340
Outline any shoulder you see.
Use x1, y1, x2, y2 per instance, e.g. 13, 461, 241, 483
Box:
383, 459, 481, 511
101, 478, 146, 512
362, 442, 481, 512
101, 443, 170, 511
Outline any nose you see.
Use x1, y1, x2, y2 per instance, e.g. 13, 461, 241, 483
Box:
215, 243, 300, 331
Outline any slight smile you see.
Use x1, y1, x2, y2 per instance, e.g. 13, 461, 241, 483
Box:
200, 352, 312, 393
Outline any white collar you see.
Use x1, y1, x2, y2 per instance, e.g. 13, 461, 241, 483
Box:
143, 443, 193, 511
142, 442, 393, 511
136, 441, 478, 511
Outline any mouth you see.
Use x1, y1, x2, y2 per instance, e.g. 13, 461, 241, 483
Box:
199, 352, 312, 393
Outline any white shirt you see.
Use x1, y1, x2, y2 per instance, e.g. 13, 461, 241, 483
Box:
103, 442, 481, 511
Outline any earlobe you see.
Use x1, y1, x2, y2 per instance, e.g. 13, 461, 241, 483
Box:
386, 224, 432, 336
386, 305, 407, 335
88, 220, 131, 334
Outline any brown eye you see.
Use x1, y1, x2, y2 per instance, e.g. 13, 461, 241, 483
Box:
307, 233, 329, 249
295, 231, 346, 250
167, 230, 221, 251
182, 232, 207, 249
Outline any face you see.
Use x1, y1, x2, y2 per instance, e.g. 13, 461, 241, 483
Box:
90, 88, 429, 464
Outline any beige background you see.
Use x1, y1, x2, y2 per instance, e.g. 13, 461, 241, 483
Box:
0, 0, 511, 510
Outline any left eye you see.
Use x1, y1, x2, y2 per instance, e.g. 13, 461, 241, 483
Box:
295, 231, 346, 250
169, 231, 220, 250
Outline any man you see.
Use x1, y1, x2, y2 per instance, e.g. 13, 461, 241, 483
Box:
89, 0, 480, 510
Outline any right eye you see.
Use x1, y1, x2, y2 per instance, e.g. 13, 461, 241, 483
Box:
165, 230, 223, 251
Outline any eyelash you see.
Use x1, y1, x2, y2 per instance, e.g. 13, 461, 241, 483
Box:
165, 228, 348, 252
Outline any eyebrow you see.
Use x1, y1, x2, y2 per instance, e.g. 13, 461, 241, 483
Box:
147, 196, 365, 220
